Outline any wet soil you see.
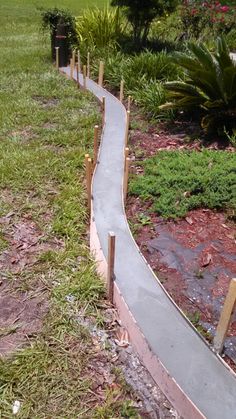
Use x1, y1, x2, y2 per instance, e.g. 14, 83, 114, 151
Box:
127, 113, 236, 371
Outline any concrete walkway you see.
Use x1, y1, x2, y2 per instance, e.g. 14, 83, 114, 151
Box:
62, 67, 236, 419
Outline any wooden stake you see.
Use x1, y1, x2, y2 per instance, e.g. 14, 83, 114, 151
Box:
72, 50, 76, 70
127, 95, 131, 112
83, 65, 87, 88
120, 79, 124, 103
76, 63, 79, 86
124, 147, 129, 172
87, 52, 90, 78
102, 96, 106, 126
107, 232, 116, 303
213, 278, 236, 353
124, 147, 129, 159
125, 110, 130, 146
98, 61, 104, 87
55, 47, 59, 69
85, 155, 92, 215
77, 50, 81, 73
70, 58, 73, 79
93, 125, 99, 167
123, 157, 131, 204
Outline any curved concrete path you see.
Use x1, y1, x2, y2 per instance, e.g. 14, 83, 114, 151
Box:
62, 67, 236, 419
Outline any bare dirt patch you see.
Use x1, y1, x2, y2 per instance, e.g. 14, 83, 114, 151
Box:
76, 307, 179, 418
9, 126, 38, 141
32, 95, 60, 108
0, 290, 48, 357
0, 211, 63, 356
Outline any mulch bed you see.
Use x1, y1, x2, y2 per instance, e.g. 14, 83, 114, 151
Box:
127, 114, 236, 371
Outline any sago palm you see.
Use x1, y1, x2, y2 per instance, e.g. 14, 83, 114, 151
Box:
160, 37, 236, 134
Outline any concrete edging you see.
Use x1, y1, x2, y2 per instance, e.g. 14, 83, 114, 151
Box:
61, 66, 236, 419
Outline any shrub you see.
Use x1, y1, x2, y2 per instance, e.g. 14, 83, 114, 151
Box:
127, 50, 182, 81
180, 1, 236, 40
131, 80, 168, 118
40, 7, 77, 45
75, 7, 126, 54
101, 50, 181, 88
160, 37, 236, 135
129, 149, 236, 219
111, 0, 179, 46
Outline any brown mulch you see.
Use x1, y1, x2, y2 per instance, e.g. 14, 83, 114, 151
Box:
127, 112, 236, 371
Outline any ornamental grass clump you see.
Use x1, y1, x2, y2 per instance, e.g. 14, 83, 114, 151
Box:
160, 37, 236, 135
75, 6, 126, 53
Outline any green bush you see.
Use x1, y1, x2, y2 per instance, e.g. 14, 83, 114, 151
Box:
129, 149, 236, 219
96, 49, 180, 116
131, 80, 168, 118
111, 0, 179, 46
40, 7, 77, 46
160, 37, 236, 135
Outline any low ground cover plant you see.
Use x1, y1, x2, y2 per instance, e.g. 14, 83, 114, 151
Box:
130, 150, 236, 219
161, 37, 236, 135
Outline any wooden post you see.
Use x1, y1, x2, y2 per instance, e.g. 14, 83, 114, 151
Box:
78, 50, 81, 73
93, 125, 99, 167
102, 96, 105, 126
98, 61, 104, 87
76, 63, 79, 86
87, 52, 90, 78
55, 47, 59, 69
213, 278, 236, 353
127, 95, 131, 112
85, 155, 92, 215
124, 147, 129, 159
72, 50, 76, 70
125, 110, 130, 147
107, 232, 116, 303
123, 157, 131, 204
124, 147, 129, 172
83, 65, 87, 88
120, 79, 124, 103
70, 58, 73, 79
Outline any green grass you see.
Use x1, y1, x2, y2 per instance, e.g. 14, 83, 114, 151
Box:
130, 150, 236, 219
0, 1, 139, 418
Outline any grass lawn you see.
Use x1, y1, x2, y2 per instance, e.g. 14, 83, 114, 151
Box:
0, 1, 138, 418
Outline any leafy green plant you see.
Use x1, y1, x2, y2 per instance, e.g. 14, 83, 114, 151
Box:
111, 0, 179, 46
129, 149, 236, 219
75, 6, 126, 53
127, 49, 182, 81
160, 37, 236, 135
131, 79, 168, 118
40, 7, 77, 46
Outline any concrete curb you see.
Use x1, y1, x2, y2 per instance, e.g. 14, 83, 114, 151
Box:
61, 67, 236, 419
